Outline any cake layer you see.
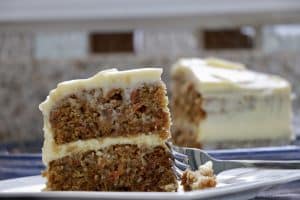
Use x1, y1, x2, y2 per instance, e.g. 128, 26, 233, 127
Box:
44, 144, 178, 192
171, 58, 293, 148
42, 134, 165, 165
48, 83, 169, 144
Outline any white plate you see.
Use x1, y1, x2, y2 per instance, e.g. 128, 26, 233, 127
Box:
1, 168, 300, 200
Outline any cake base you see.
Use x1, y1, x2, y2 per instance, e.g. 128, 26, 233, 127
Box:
43, 144, 177, 192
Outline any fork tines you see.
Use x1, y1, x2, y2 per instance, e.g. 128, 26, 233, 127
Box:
167, 142, 190, 178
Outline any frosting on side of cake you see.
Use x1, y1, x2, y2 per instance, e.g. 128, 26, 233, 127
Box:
171, 58, 293, 145
200, 93, 292, 143
39, 68, 166, 165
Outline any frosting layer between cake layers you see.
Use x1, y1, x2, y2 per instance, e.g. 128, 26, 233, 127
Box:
171, 58, 293, 145
39, 68, 167, 165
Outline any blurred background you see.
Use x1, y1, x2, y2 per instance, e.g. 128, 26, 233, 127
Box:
0, 0, 300, 153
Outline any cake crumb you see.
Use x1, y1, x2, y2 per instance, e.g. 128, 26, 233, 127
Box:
181, 161, 217, 191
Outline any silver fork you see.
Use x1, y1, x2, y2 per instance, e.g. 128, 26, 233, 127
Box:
167, 142, 300, 177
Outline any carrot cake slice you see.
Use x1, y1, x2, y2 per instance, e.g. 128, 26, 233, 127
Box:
171, 58, 293, 149
39, 68, 177, 191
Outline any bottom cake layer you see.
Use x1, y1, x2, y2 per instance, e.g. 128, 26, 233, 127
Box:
172, 127, 291, 149
43, 144, 178, 191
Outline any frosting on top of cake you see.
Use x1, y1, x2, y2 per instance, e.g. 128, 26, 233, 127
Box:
172, 58, 291, 94
39, 68, 162, 116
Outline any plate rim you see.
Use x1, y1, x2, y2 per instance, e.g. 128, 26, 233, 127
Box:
1, 169, 300, 199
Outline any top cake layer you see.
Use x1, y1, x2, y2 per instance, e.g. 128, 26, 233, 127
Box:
172, 58, 291, 95
40, 68, 163, 116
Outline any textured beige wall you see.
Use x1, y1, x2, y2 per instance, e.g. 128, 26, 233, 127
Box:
0, 30, 299, 144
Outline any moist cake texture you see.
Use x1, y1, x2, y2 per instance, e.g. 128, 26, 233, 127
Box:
39, 68, 177, 191
49, 84, 169, 145
171, 58, 293, 149
45, 145, 176, 191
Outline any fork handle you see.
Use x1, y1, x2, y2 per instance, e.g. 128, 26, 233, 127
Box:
223, 160, 300, 170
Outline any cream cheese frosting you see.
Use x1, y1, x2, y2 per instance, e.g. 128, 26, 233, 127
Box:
42, 132, 165, 165
172, 58, 291, 94
39, 68, 165, 165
